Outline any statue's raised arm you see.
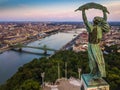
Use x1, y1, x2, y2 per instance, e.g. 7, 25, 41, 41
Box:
103, 10, 107, 21
82, 9, 92, 32
75, 2, 109, 32
75, 2, 109, 13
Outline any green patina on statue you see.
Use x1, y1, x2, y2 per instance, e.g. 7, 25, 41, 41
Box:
76, 3, 110, 80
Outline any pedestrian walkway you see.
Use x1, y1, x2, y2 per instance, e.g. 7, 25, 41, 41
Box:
43, 78, 81, 90
44, 84, 59, 90
51, 87, 58, 90
51, 85, 58, 90
69, 78, 81, 86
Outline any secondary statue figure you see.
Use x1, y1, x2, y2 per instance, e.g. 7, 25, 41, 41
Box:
76, 3, 110, 80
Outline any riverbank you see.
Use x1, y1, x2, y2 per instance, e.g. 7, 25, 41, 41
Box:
61, 28, 85, 50
0, 32, 52, 53
0, 29, 72, 53
61, 34, 81, 50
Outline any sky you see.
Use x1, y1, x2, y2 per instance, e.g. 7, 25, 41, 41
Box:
0, 0, 120, 21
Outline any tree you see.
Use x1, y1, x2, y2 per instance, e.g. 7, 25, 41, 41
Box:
16, 79, 41, 90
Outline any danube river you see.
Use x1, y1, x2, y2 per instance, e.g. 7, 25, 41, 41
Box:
0, 29, 84, 84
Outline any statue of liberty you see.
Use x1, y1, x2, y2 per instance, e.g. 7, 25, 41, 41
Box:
76, 3, 110, 80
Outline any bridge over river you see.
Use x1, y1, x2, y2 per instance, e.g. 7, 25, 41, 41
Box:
9, 43, 57, 55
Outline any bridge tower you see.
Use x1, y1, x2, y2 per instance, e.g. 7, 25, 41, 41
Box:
43, 45, 47, 55
17, 43, 23, 52
18, 48, 22, 52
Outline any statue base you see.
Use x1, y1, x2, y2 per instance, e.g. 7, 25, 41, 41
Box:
81, 74, 109, 90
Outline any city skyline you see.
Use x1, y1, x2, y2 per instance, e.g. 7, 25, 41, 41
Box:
0, 0, 120, 21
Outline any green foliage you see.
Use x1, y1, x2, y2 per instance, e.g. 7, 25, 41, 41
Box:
15, 79, 41, 90
0, 45, 120, 90
104, 45, 120, 90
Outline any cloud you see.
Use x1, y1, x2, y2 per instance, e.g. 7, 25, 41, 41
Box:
0, 1, 120, 21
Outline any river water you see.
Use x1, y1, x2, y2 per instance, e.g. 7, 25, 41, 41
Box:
0, 29, 84, 84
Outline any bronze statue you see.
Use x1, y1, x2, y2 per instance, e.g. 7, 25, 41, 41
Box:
76, 3, 110, 80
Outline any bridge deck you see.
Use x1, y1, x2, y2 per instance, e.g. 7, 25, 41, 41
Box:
23, 45, 57, 51
10, 44, 57, 51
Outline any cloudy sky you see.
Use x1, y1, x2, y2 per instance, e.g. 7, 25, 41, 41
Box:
0, 0, 120, 21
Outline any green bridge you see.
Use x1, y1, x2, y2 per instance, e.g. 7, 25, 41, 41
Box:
9, 43, 57, 55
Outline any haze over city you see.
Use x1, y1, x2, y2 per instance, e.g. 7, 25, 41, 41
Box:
0, 0, 120, 21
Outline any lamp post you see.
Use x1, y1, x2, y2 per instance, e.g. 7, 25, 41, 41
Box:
65, 62, 67, 79
78, 68, 81, 79
58, 62, 60, 79
41, 72, 45, 87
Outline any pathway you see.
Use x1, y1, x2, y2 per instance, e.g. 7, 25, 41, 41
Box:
43, 78, 81, 90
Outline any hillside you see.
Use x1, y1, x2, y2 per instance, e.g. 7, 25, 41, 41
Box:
0, 45, 120, 90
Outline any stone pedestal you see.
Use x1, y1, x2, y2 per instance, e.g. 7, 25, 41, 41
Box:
81, 74, 109, 90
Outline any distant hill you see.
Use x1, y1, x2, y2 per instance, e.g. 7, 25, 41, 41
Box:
109, 22, 120, 26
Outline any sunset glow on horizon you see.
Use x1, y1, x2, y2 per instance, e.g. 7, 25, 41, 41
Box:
0, 0, 120, 21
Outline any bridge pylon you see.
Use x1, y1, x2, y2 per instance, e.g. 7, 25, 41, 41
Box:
18, 48, 22, 52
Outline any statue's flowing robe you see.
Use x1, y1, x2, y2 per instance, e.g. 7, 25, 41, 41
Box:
87, 22, 109, 79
